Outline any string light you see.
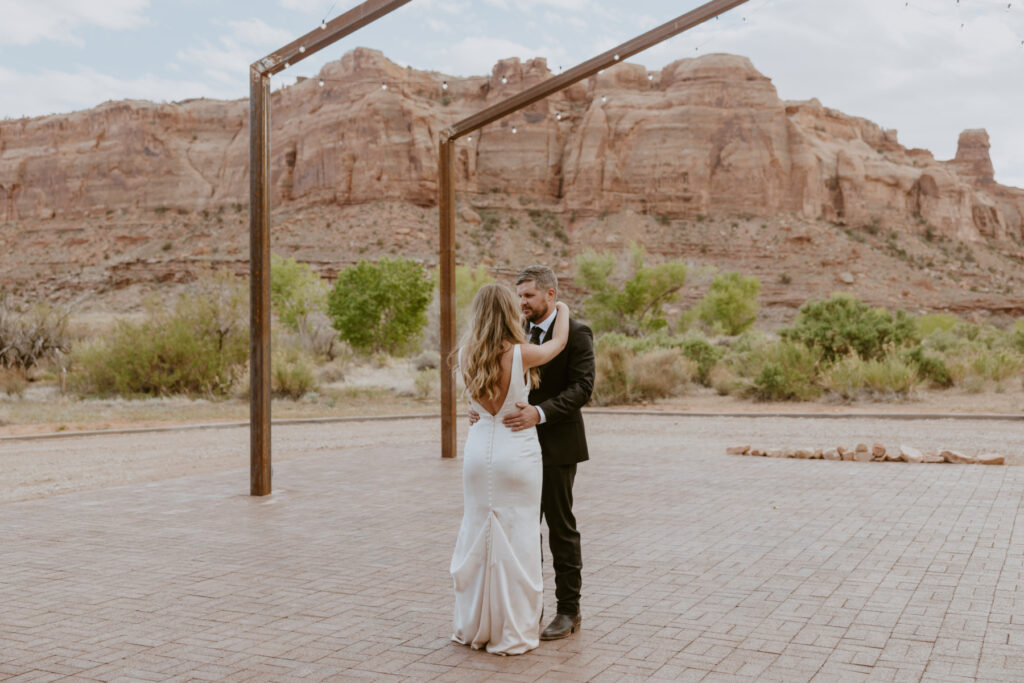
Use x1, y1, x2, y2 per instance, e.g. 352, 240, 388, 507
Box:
381, 82, 387, 90
601, 95, 607, 103
318, 79, 324, 87
555, 113, 562, 121
321, 19, 327, 29
613, 53, 620, 61
511, 126, 517, 134
442, 80, 448, 90
648, 73, 654, 81
299, 46, 306, 53
501, 76, 508, 84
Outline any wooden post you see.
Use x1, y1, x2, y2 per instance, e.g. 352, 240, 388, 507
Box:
249, 67, 272, 496
439, 135, 457, 459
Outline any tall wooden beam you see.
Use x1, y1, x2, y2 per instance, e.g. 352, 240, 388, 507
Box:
248, 0, 411, 494
437, 0, 750, 459
439, 138, 457, 459
249, 67, 272, 496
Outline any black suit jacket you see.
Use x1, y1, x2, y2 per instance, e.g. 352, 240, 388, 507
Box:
530, 316, 595, 466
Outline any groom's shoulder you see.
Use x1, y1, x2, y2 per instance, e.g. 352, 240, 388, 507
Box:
568, 317, 594, 341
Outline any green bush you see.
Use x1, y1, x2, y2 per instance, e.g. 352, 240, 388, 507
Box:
748, 340, 822, 401
915, 313, 959, 338
903, 346, 953, 388
415, 368, 441, 400
455, 264, 495, 336
677, 336, 725, 386
327, 258, 434, 355
861, 353, 919, 396
576, 243, 687, 336
694, 272, 761, 335
781, 294, 917, 361
72, 275, 248, 397
270, 254, 328, 331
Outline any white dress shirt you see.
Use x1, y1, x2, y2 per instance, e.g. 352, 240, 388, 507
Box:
528, 308, 558, 425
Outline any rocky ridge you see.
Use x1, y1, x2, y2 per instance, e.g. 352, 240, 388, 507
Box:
1, 48, 1023, 316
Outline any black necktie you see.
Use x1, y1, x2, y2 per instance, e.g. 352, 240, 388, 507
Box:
529, 326, 543, 345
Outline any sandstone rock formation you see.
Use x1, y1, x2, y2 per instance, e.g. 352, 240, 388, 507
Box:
728, 444, 1005, 465
1, 48, 1022, 243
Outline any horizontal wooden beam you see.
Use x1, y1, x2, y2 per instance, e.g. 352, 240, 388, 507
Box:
253, 0, 413, 75
442, 0, 751, 140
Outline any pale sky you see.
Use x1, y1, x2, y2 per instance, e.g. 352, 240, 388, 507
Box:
3, 0, 1023, 186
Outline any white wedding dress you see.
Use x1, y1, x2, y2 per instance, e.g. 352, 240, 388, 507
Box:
451, 344, 543, 655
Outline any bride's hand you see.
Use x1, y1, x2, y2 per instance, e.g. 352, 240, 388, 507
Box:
556, 301, 569, 316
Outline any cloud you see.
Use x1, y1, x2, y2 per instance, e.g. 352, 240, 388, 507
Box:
0, 0, 150, 46
176, 19, 295, 86
0, 64, 218, 119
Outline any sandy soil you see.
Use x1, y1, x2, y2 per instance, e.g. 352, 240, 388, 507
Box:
1, 413, 1021, 505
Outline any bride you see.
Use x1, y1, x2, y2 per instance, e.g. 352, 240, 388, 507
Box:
450, 283, 570, 655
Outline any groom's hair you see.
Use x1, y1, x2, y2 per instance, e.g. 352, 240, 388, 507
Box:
515, 265, 557, 295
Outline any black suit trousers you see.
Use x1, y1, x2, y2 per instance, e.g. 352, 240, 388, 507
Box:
541, 463, 582, 615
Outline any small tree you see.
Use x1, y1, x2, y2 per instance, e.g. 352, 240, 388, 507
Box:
270, 254, 328, 331
695, 272, 761, 335
576, 243, 687, 336
455, 264, 495, 336
781, 293, 917, 362
327, 257, 434, 355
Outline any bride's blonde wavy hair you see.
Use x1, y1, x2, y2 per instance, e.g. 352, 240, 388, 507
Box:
453, 283, 540, 402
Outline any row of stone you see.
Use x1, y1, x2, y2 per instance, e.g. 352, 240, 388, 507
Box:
726, 442, 1005, 465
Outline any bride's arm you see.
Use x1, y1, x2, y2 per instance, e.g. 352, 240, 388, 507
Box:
521, 302, 570, 369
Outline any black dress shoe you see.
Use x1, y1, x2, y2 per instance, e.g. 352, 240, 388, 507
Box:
540, 613, 581, 641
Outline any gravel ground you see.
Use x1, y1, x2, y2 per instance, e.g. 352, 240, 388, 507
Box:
1, 413, 1021, 504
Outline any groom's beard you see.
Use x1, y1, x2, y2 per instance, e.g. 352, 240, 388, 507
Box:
523, 301, 551, 324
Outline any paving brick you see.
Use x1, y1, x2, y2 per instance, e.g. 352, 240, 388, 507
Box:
2, 416, 1024, 679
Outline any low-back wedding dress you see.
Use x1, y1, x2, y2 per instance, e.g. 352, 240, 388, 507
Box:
451, 344, 543, 655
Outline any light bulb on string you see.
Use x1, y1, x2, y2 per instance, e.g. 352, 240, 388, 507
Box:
613, 53, 619, 61
648, 73, 654, 81
381, 82, 388, 90
511, 126, 517, 134
556, 113, 562, 121
318, 79, 325, 87
321, 19, 327, 28
442, 81, 448, 90
299, 46, 306, 53
601, 95, 607, 103
284, 61, 290, 69
467, 136, 472, 142
501, 76, 508, 84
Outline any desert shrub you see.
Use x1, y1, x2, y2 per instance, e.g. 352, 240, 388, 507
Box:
271, 344, 317, 399
415, 368, 440, 400
71, 273, 248, 397
707, 363, 742, 396
819, 355, 864, 400
747, 339, 822, 401
903, 346, 953, 388
0, 296, 70, 369
592, 336, 694, 405
676, 336, 725, 386
0, 366, 28, 397
694, 272, 761, 335
915, 312, 959, 338
576, 243, 687, 336
327, 257, 434, 355
1013, 319, 1024, 353
861, 353, 919, 396
781, 294, 917, 362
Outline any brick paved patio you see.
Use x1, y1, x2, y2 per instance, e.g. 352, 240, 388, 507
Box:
2, 415, 1023, 681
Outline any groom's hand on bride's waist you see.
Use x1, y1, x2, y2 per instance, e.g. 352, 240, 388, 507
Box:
503, 402, 540, 432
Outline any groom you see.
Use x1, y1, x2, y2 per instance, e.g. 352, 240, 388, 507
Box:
503, 264, 595, 640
